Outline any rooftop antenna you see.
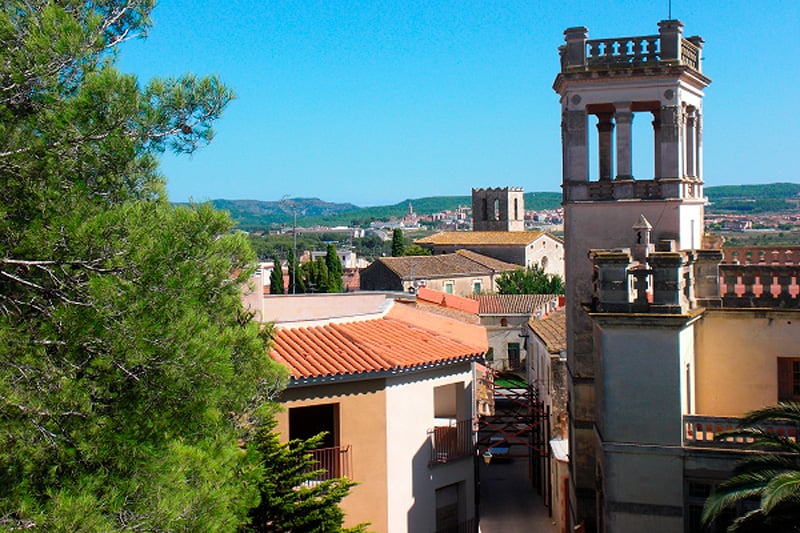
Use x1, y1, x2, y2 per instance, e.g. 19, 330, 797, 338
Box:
668, 0, 672, 19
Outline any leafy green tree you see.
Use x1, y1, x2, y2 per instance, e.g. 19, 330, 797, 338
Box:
391, 229, 405, 257
270, 257, 285, 294
246, 419, 368, 533
497, 265, 565, 295
0, 1, 291, 529
403, 244, 432, 256
325, 244, 345, 293
702, 403, 800, 532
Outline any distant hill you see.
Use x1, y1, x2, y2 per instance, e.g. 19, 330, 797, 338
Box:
203, 183, 799, 229
705, 183, 800, 214
210, 192, 563, 230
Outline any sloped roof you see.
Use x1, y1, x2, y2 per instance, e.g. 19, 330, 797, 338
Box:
270, 302, 487, 382
415, 286, 480, 314
376, 250, 518, 279
416, 231, 555, 246
469, 293, 560, 315
529, 307, 567, 354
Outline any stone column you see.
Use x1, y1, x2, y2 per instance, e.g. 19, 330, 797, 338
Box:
563, 109, 589, 182
658, 19, 684, 64
597, 113, 615, 181
615, 104, 633, 180
652, 110, 661, 179
657, 105, 682, 180
564, 27, 588, 70
685, 107, 697, 178
695, 110, 703, 183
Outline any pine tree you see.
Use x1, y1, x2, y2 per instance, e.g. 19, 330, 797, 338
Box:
325, 244, 344, 292
0, 2, 289, 528
269, 257, 285, 294
246, 419, 368, 533
391, 229, 405, 257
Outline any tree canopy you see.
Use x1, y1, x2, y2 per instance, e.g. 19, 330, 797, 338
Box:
496, 265, 564, 295
0, 1, 293, 528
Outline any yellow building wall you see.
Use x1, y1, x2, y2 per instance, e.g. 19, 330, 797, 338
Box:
695, 309, 800, 416
275, 379, 389, 532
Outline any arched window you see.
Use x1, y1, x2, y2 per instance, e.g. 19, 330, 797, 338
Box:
481, 198, 488, 221
514, 198, 519, 220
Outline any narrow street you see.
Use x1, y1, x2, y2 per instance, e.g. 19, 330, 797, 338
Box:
478, 452, 557, 533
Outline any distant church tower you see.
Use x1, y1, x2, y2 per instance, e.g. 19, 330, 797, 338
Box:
554, 20, 710, 530
471, 187, 524, 231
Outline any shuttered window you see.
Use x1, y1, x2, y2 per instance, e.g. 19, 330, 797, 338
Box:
777, 358, 800, 402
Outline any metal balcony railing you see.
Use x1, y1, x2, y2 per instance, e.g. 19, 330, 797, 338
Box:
306, 445, 353, 481
429, 419, 473, 465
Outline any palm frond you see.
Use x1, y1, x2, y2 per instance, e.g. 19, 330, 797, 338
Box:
762, 472, 800, 513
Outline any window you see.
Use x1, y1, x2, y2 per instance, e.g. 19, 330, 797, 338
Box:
472, 280, 482, 294
289, 403, 339, 448
493, 198, 500, 221
778, 358, 800, 401
434, 382, 465, 419
444, 281, 454, 294
508, 343, 521, 371
481, 198, 488, 221
514, 198, 519, 220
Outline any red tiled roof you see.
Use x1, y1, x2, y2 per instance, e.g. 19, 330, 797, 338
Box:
375, 250, 518, 279
468, 294, 560, 315
416, 286, 480, 314
270, 303, 487, 381
529, 307, 567, 354
416, 231, 552, 246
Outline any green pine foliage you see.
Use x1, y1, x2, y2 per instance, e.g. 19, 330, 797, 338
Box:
391, 229, 405, 257
270, 257, 285, 294
496, 265, 565, 295
246, 420, 369, 533
402, 244, 432, 256
325, 244, 345, 293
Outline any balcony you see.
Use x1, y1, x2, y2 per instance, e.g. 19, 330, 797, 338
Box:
683, 415, 799, 449
305, 445, 353, 482
429, 419, 473, 465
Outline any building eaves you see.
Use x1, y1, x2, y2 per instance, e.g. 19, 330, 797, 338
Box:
416, 231, 546, 246
529, 307, 567, 354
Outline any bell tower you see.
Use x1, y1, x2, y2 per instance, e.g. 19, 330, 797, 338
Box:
553, 20, 710, 530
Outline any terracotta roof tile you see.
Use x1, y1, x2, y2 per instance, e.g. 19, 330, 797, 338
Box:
416, 287, 480, 314
375, 251, 518, 279
416, 231, 554, 246
529, 307, 567, 354
270, 303, 487, 381
468, 294, 560, 315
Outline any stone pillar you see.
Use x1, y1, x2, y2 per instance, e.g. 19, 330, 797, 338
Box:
615, 104, 634, 180
652, 111, 661, 179
593, 251, 632, 312
649, 252, 688, 312
563, 109, 589, 182
597, 113, 615, 181
685, 107, 697, 177
658, 19, 684, 64
657, 105, 682, 180
692, 250, 722, 307
695, 110, 703, 183
564, 27, 588, 70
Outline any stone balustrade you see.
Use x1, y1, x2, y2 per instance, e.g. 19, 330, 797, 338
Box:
683, 415, 799, 448
719, 264, 800, 308
592, 249, 800, 312
585, 35, 660, 68
559, 20, 703, 74
721, 246, 800, 265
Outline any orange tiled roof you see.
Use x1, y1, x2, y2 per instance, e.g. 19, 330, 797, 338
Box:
376, 250, 518, 279
270, 303, 487, 382
469, 293, 560, 315
416, 231, 553, 246
416, 286, 480, 314
529, 307, 567, 354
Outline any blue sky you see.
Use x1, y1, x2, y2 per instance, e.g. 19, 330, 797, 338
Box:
119, 1, 799, 206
